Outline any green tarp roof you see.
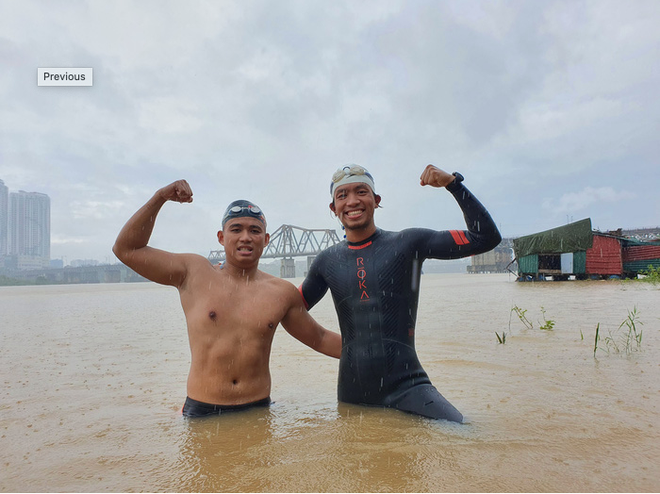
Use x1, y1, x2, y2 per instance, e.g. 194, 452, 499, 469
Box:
513, 218, 593, 258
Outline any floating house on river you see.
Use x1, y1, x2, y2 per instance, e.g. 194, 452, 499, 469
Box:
512, 218, 660, 281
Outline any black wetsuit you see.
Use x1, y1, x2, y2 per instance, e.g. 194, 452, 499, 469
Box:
300, 181, 501, 421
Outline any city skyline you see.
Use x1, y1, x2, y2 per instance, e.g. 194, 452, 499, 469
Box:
3, 174, 658, 269
0, 178, 51, 270
0, 180, 7, 259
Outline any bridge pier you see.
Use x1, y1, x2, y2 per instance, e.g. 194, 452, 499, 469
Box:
280, 258, 296, 278
305, 256, 316, 276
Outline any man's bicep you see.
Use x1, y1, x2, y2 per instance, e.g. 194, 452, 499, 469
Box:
117, 246, 189, 286
422, 228, 495, 259
403, 228, 471, 260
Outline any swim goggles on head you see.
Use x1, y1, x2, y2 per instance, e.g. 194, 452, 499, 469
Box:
332, 165, 369, 183
330, 164, 376, 197
222, 202, 266, 227
227, 205, 262, 215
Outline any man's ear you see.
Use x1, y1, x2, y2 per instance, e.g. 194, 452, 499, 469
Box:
217, 230, 225, 246
375, 194, 382, 208
329, 202, 336, 215
264, 232, 270, 247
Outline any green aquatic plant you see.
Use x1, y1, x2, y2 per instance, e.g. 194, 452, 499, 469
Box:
594, 307, 643, 356
538, 306, 555, 331
593, 323, 599, 357
600, 329, 619, 355
510, 305, 533, 330
509, 305, 556, 331
620, 306, 643, 352
638, 264, 660, 284
495, 331, 506, 344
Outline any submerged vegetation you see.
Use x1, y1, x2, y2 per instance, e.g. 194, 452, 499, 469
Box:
502, 303, 644, 358
509, 305, 534, 331
509, 305, 555, 331
539, 306, 555, 331
594, 306, 643, 356
500, 304, 555, 345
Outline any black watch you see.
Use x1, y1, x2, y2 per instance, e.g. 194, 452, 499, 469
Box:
446, 172, 464, 191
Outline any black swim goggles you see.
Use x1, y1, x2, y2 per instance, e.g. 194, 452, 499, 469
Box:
221, 203, 266, 227
227, 205, 262, 215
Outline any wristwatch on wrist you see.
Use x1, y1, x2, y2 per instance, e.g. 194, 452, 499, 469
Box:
446, 172, 464, 191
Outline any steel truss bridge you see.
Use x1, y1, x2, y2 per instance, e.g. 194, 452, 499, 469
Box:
208, 224, 342, 277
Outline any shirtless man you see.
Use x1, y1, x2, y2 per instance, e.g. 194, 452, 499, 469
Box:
300, 164, 501, 422
113, 180, 341, 418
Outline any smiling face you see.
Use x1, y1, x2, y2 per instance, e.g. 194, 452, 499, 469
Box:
217, 217, 269, 268
330, 182, 381, 241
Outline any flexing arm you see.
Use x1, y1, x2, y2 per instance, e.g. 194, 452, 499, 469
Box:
112, 180, 194, 287
419, 165, 501, 258
281, 284, 341, 358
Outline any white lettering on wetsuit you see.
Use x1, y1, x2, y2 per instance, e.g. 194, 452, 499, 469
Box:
356, 257, 369, 300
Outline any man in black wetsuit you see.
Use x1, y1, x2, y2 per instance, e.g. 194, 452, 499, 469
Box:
299, 164, 501, 422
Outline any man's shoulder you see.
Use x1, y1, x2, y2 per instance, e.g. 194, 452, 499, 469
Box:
185, 252, 214, 262
319, 240, 348, 258
181, 252, 216, 270
259, 271, 296, 291
396, 227, 437, 239
373, 228, 437, 251
259, 274, 300, 304
370, 228, 430, 242
367, 228, 428, 242
300, 242, 341, 269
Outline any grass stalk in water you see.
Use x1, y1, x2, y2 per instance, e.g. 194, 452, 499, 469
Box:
594, 307, 643, 356
620, 306, 643, 352
593, 323, 599, 357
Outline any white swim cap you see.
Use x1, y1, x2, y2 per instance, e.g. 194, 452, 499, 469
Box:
330, 164, 376, 198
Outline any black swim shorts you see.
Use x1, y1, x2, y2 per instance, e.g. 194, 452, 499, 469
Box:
182, 396, 271, 418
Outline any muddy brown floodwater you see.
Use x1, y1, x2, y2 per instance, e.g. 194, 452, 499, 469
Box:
1, 273, 659, 491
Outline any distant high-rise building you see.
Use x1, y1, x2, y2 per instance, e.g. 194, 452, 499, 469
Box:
0, 179, 8, 258
7, 188, 51, 270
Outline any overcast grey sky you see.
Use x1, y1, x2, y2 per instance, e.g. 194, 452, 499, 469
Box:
1, 0, 658, 263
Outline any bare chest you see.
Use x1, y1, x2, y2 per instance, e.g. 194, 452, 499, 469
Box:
181, 274, 288, 337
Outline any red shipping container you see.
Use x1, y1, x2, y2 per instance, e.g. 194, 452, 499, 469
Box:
586, 235, 622, 275
623, 244, 660, 262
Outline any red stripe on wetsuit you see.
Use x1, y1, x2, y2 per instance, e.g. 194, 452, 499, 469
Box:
449, 230, 470, 246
